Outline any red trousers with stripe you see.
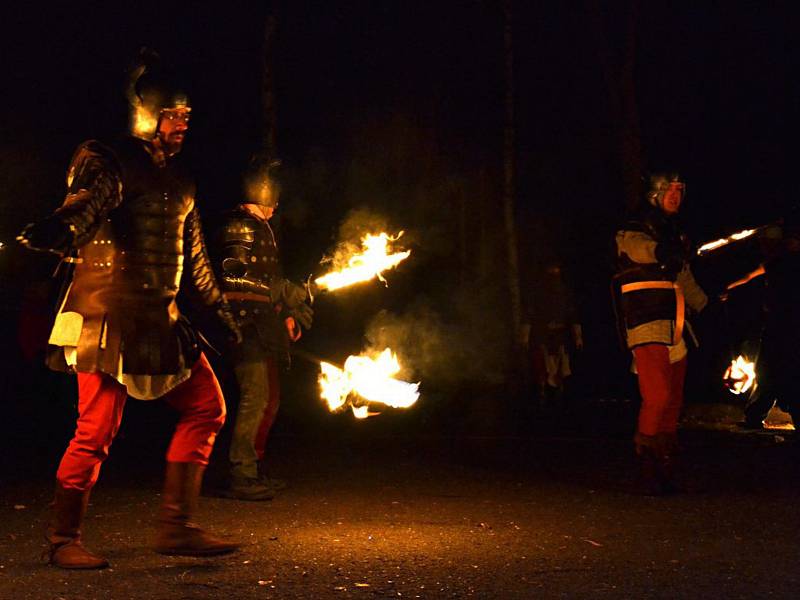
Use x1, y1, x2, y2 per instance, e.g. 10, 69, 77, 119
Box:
633, 344, 688, 436
56, 353, 226, 491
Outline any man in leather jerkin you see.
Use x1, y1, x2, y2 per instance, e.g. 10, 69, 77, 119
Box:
215, 158, 313, 501
17, 51, 242, 568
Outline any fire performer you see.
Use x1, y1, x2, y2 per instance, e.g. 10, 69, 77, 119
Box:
726, 212, 800, 431
613, 172, 708, 494
215, 157, 313, 501
16, 50, 242, 568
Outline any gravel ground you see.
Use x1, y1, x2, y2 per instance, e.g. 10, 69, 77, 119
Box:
1, 418, 799, 599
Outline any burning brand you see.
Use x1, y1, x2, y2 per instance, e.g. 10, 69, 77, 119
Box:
723, 355, 757, 395
318, 348, 420, 418
315, 232, 410, 292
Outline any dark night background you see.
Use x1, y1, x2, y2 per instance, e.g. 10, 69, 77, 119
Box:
0, 1, 794, 454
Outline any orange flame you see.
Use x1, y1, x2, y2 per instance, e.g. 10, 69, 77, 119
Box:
697, 228, 757, 255
723, 355, 756, 395
318, 348, 420, 418
315, 232, 410, 292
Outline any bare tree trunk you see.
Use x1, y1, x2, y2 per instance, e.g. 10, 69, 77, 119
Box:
261, 12, 278, 160
589, 0, 643, 212
503, 0, 523, 339
458, 180, 467, 287
619, 1, 643, 212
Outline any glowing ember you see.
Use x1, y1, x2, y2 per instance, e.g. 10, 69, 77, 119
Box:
723, 355, 757, 395
315, 232, 410, 292
318, 348, 420, 418
697, 228, 757, 256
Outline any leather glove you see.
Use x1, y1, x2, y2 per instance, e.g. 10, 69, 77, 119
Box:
215, 301, 243, 345
17, 216, 73, 254
288, 301, 313, 330
271, 278, 309, 308
654, 239, 685, 272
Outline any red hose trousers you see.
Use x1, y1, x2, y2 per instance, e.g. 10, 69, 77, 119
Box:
56, 353, 226, 491
633, 344, 688, 436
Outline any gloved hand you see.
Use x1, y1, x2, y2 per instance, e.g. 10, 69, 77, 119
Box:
655, 239, 686, 272
270, 278, 309, 308
17, 216, 73, 254
215, 301, 243, 345
288, 301, 313, 330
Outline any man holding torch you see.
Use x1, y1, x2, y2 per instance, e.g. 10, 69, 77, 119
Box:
16, 50, 242, 568
214, 156, 313, 501
613, 172, 708, 495
726, 211, 800, 431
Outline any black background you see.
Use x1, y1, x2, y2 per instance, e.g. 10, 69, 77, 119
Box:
0, 1, 794, 442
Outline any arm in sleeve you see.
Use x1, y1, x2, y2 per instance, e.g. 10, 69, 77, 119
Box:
185, 206, 224, 307
615, 229, 658, 264
677, 265, 709, 313
54, 141, 124, 247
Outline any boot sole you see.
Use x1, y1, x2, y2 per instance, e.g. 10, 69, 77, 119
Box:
155, 547, 239, 557
218, 490, 274, 501
52, 561, 109, 569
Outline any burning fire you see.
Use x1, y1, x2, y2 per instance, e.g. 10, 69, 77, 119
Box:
697, 228, 757, 256
723, 355, 757, 395
315, 232, 410, 292
318, 348, 420, 418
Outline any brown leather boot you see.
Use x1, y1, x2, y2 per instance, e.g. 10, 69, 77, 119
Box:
46, 484, 109, 569
154, 461, 239, 556
633, 432, 665, 496
657, 433, 686, 494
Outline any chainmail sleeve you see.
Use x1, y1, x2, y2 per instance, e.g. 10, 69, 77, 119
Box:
184, 206, 224, 307
54, 140, 123, 248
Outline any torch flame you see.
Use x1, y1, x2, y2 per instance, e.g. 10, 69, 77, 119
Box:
697, 228, 757, 256
318, 348, 420, 418
723, 355, 756, 395
315, 232, 410, 291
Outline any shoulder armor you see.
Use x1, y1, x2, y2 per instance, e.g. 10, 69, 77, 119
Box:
221, 211, 258, 244
66, 139, 121, 192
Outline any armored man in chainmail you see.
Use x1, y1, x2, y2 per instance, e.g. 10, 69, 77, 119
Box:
215, 158, 313, 501
17, 51, 242, 568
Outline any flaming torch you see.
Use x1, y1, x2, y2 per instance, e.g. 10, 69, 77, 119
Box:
318, 348, 420, 419
696, 224, 777, 257
315, 232, 410, 292
723, 355, 757, 395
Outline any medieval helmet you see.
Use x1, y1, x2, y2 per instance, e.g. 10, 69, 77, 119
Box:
243, 155, 282, 208
646, 172, 684, 208
125, 48, 190, 140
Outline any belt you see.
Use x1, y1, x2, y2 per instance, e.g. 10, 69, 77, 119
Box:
620, 280, 685, 345
225, 292, 272, 303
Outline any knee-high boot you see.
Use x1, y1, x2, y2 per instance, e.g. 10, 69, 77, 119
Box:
657, 432, 685, 494
154, 461, 239, 556
46, 483, 109, 569
633, 432, 665, 496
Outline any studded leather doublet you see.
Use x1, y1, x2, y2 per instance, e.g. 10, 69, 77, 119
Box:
217, 208, 286, 356
52, 137, 219, 375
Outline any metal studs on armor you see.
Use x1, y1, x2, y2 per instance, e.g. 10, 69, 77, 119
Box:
239, 309, 247, 316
